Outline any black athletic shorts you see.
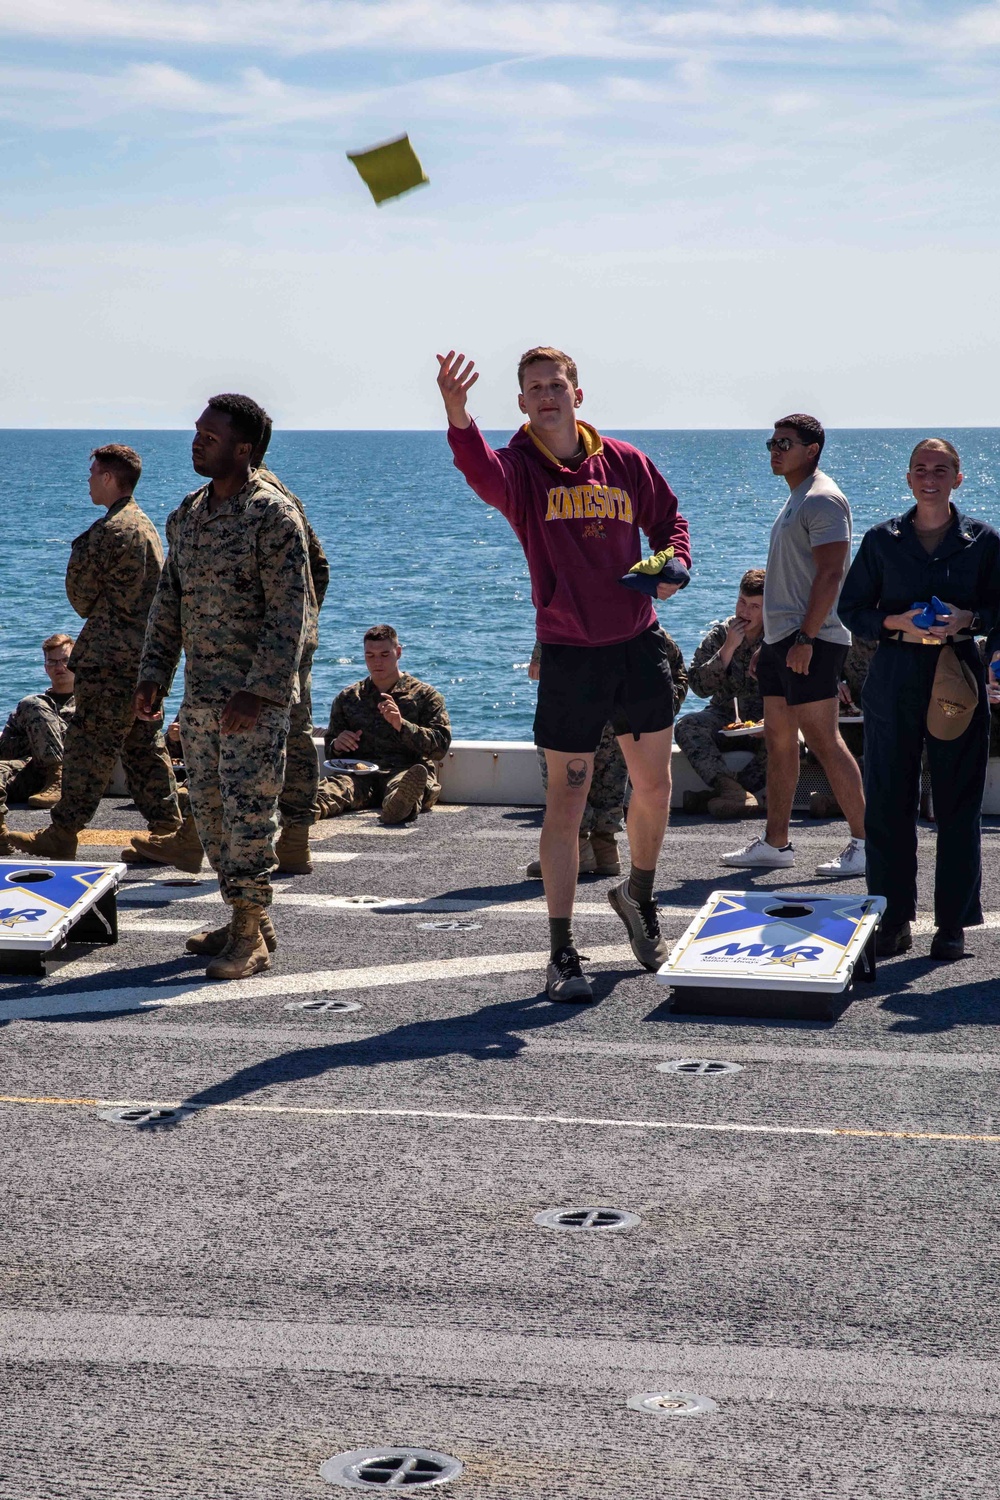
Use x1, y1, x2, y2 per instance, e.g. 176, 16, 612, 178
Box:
534, 625, 675, 753
756, 631, 848, 707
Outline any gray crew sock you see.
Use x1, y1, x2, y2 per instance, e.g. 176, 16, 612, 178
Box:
628, 865, 656, 905
549, 917, 575, 957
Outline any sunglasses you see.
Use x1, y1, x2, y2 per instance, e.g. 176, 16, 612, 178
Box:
765, 437, 801, 453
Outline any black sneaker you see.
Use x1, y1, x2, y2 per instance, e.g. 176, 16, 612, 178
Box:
545, 945, 594, 1003
608, 879, 669, 971
876, 920, 912, 957
930, 925, 964, 962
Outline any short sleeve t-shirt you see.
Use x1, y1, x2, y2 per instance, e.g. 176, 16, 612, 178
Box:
762, 469, 852, 646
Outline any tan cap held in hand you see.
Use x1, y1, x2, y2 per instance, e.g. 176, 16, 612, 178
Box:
927, 646, 979, 741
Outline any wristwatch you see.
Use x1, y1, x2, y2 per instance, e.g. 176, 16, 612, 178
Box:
794, 631, 816, 646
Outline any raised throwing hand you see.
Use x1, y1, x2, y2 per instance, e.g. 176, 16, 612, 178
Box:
436, 351, 479, 429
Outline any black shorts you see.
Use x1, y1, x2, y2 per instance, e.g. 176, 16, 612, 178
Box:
756, 632, 848, 706
534, 625, 675, 753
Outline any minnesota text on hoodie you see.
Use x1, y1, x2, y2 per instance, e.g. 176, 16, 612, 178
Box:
448, 419, 691, 648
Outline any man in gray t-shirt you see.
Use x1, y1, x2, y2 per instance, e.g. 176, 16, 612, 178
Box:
763, 471, 852, 646
722, 413, 867, 878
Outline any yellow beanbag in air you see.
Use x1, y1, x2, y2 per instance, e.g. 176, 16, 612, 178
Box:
347, 134, 429, 205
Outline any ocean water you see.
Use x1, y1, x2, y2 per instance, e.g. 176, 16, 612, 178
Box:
3, 428, 999, 738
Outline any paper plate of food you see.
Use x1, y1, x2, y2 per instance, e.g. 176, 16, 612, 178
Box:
719, 719, 765, 739
323, 758, 382, 775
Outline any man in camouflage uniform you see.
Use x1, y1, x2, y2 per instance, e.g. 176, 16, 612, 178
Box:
0, 634, 76, 842
322, 625, 451, 824
675, 568, 766, 818
253, 419, 330, 874
125, 416, 331, 878
526, 631, 688, 877
8, 446, 182, 861
132, 394, 309, 981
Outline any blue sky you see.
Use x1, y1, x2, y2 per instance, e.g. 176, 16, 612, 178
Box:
2, 0, 999, 428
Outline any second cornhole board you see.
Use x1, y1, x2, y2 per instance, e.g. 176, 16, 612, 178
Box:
0, 860, 125, 976
657, 889, 886, 1021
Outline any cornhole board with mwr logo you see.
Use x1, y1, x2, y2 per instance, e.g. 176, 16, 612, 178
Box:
657, 889, 886, 1022
0, 860, 125, 976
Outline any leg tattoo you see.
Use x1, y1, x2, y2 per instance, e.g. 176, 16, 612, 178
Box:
566, 758, 588, 788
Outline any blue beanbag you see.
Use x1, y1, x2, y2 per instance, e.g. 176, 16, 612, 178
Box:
911, 597, 950, 631
619, 550, 691, 597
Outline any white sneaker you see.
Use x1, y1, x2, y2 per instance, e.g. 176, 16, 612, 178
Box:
720, 837, 795, 869
815, 839, 866, 877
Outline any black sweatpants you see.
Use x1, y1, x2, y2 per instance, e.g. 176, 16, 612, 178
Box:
862, 641, 989, 929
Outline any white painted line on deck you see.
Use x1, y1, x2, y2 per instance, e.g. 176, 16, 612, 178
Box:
0, 943, 634, 1020
43, 957, 119, 982
3, 1312, 998, 1409
118, 883, 223, 907
116, 892, 1000, 934
118, 920, 208, 934
284, 894, 624, 917
309, 822, 412, 839
0, 1092, 997, 1146
21, 1022, 1000, 1071
476, 829, 952, 846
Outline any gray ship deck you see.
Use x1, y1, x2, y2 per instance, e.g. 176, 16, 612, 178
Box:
1, 798, 999, 1499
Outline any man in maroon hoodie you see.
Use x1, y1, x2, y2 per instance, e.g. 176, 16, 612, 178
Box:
437, 345, 691, 1002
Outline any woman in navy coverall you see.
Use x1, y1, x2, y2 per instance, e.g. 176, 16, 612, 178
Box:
838, 439, 1000, 961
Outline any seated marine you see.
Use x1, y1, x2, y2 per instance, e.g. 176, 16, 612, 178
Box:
321, 624, 451, 825
675, 569, 766, 818
0, 634, 76, 843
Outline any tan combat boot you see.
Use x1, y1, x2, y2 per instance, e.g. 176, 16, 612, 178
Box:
7, 823, 78, 859
808, 790, 843, 819
422, 779, 442, 811
122, 810, 204, 873
682, 788, 713, 814
706, 775, 759, 820
381, 764, 429, 824
526, 833, 595, 880
186, 910, 277, 956
589, 831, 621, 876
205, 903, 272, 980
26, 763, 63, 809
275, 823, 313, 874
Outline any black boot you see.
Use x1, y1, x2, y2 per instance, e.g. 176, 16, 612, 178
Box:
929, 925, 964, 961
876, 920, 912, 957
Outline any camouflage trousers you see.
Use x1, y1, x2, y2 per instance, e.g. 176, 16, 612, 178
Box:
53, 677, 180, 834
675, 706, 767, 794
0, 694, 69, 820
537, 720, 628, 835
0, 760, 40, 821
279, 644, 319, 828
179, 701, 289, 908
317, 766, 441, 819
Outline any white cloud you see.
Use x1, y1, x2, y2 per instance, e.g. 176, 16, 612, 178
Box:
645, 4, 899, 43
0, 56, 604, 131
0, 1, 663, 56
0, 0, 992, 58
951, 3, 1000, 45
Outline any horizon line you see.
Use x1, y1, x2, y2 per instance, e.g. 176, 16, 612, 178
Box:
2, 425, 999, 435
